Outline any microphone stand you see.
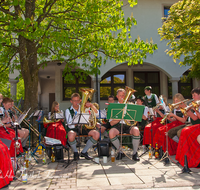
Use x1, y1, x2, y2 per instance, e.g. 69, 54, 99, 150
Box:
33, 110, 45, 157
27, 110, 39, 163
13, 122, 19, 180
117, 105, 133, 161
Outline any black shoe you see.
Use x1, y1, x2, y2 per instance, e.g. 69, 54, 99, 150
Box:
74, 152, 79, 161
80, 152, 93, 160
116, 152, 125, 160
132, 152, 140, 161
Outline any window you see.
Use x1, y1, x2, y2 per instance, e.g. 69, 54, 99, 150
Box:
163, 5, 180, 38
63, 72, 91, 100
164, 6, 170, 18
133, 72, 160, 97
168, 78, 172, 99
179, 71, 193, 99
100, 72, 126, 99
168, 71, 193, 99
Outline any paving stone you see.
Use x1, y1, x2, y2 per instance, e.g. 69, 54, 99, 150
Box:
77, 177, 109, 187
3, 149, 200, 190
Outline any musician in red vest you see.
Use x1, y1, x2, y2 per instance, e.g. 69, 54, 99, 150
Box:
0, 139, 14, 189
0, 97, 23, 156
176, 87, 200, 168
44, 101, 67, 146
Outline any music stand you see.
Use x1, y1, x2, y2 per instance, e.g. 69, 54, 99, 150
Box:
139, 108, 155, 157
25, 109, 40, 163
10, 108, 30, 179
33, 110, 45, 156
96, 109, 107, 140
107, 103, 144, 160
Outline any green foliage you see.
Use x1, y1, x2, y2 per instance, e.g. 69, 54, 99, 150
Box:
0, 67, 10, 97
0, 0, 157, 107
0, 0, 157, 76
158, 0, 200, 79
17, 78, 25, 100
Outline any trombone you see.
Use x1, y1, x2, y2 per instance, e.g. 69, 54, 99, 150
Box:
12, 105, 39, 136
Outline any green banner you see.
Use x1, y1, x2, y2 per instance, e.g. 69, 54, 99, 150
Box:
107, 103, 144, 122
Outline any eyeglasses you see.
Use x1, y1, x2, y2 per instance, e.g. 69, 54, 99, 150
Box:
72, 100, 80, 102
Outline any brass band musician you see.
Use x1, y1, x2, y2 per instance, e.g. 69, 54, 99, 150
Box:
65, 93, 100, 161
0, 97, 24, 156
109, 88, 140, 161
44, 101, 67, 146
175, 87, 200, 168
10, 99, 29, 149
144, 86, 159, 108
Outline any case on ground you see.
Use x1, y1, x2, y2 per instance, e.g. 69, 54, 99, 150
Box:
97, 139, 111, 157
45, 144, 64, 161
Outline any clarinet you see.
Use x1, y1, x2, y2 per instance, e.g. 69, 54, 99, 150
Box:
9, 108, 21, 129
2, 104, 15, 128
0, 117, 10, 134
0, 105, 10, 134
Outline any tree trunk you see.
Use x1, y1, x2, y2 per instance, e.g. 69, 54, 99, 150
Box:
17, 35, 39, 146
18, 35, 39, 111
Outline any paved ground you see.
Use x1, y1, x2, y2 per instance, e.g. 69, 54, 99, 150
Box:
2, 146, 200, 190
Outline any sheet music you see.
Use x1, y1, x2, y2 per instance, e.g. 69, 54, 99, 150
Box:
71, 113, 90, 125
148, 108, 154, 116
15, 108, 31, 125
44, 136, 62, 145
96, 110, 107, 119
33, 110, 43, 117
55, 111, 64, 119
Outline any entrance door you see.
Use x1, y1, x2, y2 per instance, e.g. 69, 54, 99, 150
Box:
49, 93, 55, 112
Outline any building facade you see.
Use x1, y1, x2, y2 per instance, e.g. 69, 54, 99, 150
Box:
9, 0, 200, 113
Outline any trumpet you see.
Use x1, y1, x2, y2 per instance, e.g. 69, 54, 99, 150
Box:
192, 100, 200, 110
180, 100, 200, 116
160, 113, 170, 125
168, 99, 190, 112
152, 103, 162, 111
123, 86, 137, 126
12, 105, 39, 136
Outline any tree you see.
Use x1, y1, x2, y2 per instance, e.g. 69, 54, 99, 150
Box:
0, 68, 11, 98
0, 0, 157, 112
158, 0, 200, 79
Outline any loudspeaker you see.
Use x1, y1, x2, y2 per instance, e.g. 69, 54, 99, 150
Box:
97, 140, 110, 157
45, 144, 64, 161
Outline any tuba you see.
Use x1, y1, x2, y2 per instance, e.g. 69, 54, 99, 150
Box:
80, 88, 97, 130
123, 86, 137, 126
43, 111, 62, 125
